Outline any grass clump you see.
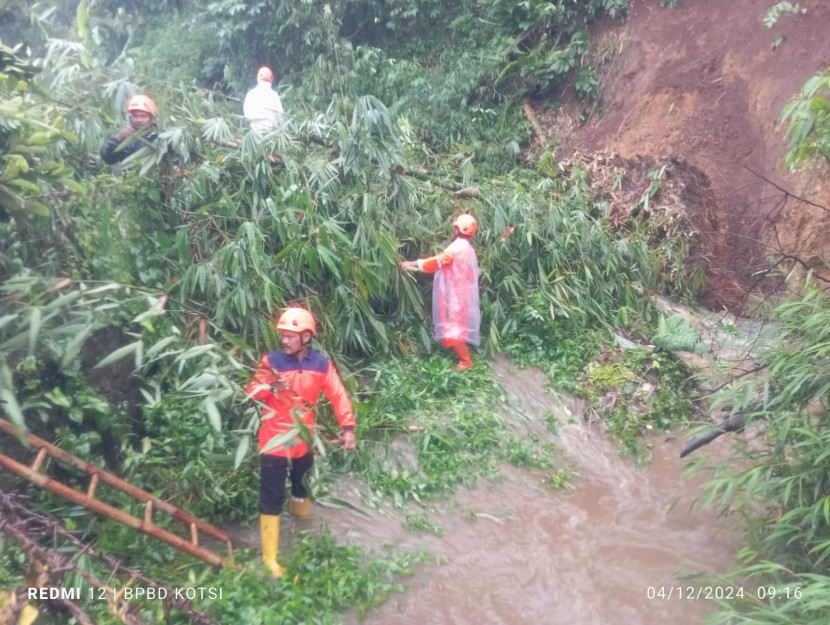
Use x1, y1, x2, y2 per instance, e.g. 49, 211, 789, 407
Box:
499, 296, 607, 395
316, 352, 565, 507
62, 530, 426, 625
579, 347, 697, 463
405, 514, 443, 536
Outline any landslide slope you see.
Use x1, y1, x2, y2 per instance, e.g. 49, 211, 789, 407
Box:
567, 0, 830, 307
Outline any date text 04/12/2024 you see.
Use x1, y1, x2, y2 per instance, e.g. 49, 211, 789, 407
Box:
646, 586, 803, 600
27, 587, 223, 602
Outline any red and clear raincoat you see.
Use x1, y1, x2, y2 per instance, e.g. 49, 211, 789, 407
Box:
417, 237, 480, 346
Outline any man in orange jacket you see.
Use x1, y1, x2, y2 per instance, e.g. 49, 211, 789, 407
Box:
400, 214, 481, 370
246, 307, 356, 577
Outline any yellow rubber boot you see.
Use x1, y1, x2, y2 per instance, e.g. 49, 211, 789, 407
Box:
289, 496, 311, 517
259, 514, 284, 578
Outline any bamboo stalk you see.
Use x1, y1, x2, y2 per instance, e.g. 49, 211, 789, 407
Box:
522, 100, 548, 146
0, 419, 231, 544
0, 452, 230, 569
87, 473, 98, 500
30, 447, 47, 473
144, 500, 153, 527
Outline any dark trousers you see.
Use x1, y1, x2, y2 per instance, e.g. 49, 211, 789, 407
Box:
259, 452, 314, 515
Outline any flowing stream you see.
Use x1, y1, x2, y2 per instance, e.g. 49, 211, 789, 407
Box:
241, 356, 742, 625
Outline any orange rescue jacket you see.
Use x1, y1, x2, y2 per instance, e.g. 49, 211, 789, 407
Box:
246, 349, 355, 458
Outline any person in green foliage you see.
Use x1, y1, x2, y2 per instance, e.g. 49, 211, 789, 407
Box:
99, 94, 183, 177
100, 95, 160, 165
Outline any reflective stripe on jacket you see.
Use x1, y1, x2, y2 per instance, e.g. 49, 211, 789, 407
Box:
418, 237, 480, 346
246, 350, 355, 458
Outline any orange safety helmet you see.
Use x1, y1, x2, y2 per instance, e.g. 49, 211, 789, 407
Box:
126, 95, 158, 119
276, 308, 316, 335
453, 214, 477, 236
257, 66, 274, 83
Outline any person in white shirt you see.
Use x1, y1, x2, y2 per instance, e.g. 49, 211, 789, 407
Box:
243, 66, 285, 131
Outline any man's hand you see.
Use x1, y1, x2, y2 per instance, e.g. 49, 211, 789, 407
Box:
115, 126, 135, 142
340, 430, 356, 452
400, 260, 418, 272
270, 369, 291, 391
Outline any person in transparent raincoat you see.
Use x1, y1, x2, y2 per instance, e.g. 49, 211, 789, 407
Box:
401, 214, 480, 370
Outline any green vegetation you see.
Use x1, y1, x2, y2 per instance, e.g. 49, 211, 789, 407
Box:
406, 514, 443, 536
3, 0, 828, 623
0, 40, 81, 223
580, 347, 696, 464
0, 519, 426, 624
690, 9, 830, 621
0, 4, 701, 617
780, 67, 830, 171
315, 354, 568, 506
764, 1, 803, 30
692, 282, 830, 623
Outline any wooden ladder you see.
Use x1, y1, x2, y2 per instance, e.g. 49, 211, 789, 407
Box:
0, 418, 238, 570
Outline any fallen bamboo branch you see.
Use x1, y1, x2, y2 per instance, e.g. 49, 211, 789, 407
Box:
680, 412, 748, 458
0, 490, 215, 625
522, 101, 548, 146
0, 418, 238, 570
208, 136, 474, 192
398, 166, 463, 191
207, 138, 280, 163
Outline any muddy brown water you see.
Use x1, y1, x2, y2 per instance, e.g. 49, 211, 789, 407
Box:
232, 357, 742, 624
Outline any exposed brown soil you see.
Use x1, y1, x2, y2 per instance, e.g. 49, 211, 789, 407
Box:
81, 326, 149, 467
532, 0, 830, 309
572, 152, 723, 304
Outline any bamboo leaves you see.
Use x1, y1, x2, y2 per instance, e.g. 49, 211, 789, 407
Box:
201, 117, 233, 144
203, 396, 222, 433
0, 362, 25, 431
0, 46, 81, 220
780, 67, 830, 171
233, 434, 250, 470
94, 339, 143, 369
701, 283, 830, 623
